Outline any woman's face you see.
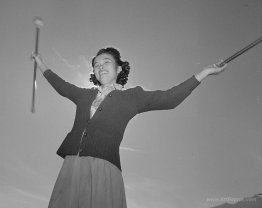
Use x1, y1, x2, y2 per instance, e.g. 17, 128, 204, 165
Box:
93, 53, 121, 86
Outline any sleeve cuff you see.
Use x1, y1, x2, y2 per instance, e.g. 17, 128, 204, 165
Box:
188, 75, 201, 92
193, 75, 201, 84
43, 69, 53, 78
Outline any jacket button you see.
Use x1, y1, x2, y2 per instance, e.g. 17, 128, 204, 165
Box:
109, 94, 112, 97
98, 107, 102, 111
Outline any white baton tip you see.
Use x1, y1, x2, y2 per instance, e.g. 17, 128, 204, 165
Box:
33, 17, 44, 27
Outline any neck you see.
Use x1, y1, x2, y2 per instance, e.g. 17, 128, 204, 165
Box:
101, 82, 116, 89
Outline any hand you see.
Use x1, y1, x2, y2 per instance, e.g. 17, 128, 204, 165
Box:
204, 60, 227, 76
31, 52, 43, 65
30, 53, 48, 73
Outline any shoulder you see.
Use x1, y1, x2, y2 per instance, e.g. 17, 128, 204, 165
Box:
122, 86, 144, 94
74, 86, 97, 96
119, 86, 148, 100
84, 86, 97, 94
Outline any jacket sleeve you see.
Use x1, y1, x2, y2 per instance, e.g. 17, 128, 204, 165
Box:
134, 75, 201, 114
43, 69, 86, 103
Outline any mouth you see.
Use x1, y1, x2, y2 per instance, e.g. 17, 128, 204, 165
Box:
100, 71, 108, 76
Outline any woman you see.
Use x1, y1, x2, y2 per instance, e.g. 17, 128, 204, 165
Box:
31, 47, 227, 208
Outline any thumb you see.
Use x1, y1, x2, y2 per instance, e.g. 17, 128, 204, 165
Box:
215, 59, 226, 67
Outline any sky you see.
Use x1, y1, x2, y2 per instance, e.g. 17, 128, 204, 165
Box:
0, 0, 262, 208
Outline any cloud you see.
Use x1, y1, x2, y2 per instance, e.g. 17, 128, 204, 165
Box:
126, 176, 176, 194
51, 48, 93, 88
8, 185, 49, 202
2, 158, 51, 184
0, 158, 53, 207
79, 55, 93, 72
52, 48, 81, 71
52, 48, 93, 72
120, 146, 146, 153
0, 185, 49, 208
124, 174, 183, 208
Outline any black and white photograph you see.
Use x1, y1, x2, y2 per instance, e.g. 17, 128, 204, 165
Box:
0, 0, 262, 207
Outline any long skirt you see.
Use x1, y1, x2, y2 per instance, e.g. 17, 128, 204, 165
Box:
48, 155, 127, 208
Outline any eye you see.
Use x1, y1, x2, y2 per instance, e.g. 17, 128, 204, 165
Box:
94, 65, 100, 70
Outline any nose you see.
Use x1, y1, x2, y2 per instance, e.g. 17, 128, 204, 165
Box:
98, 64, 104, 70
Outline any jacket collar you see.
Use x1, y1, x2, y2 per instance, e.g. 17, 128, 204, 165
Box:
97, 83, 124, 94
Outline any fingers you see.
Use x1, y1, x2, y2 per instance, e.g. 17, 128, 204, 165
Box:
30, 52, 42, 62
204, 59, 227, 76
207, 60, 223, 68
215, 59, 227, 68
30, 52, 35, 61
215, 60, 227, 74
30, 52, 38, 61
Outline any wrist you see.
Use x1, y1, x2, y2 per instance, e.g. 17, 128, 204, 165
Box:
195, 69, 209, 82
37, 59, 48, 73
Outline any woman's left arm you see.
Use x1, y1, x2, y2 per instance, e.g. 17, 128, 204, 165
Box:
134, 60, 227, 114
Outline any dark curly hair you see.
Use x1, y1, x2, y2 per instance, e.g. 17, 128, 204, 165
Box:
89, 47, 130, 86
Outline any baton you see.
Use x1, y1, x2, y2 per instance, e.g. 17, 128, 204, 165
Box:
217, 36, 262, 67
31, 17, 43, 113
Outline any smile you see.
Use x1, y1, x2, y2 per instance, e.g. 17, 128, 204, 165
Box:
100, 71, 108, 76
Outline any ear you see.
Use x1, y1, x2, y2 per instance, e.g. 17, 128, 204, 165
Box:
117, 66, 121, 74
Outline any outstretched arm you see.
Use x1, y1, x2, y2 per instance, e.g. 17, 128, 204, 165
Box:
135, 60, 227, 114
31, 53, 86, 103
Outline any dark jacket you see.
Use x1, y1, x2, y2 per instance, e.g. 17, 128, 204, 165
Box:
43, 69, 201, 171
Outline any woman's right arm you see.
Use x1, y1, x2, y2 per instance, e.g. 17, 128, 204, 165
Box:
31, 54, 85, 103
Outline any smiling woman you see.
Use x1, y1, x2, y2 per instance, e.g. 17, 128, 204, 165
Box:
90, 47, 131, 87
31, 46, 226, 208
